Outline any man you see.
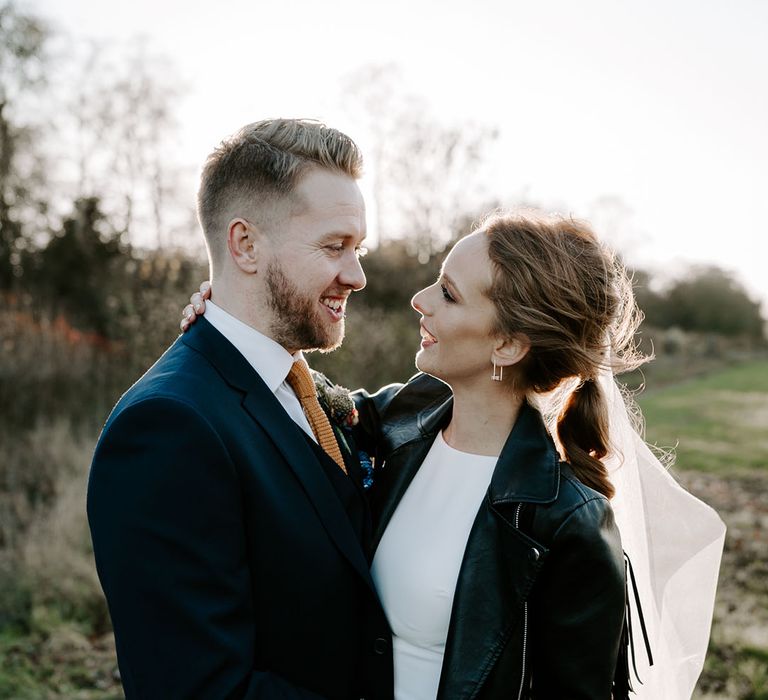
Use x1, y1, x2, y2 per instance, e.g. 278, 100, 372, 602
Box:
87, 119, 393, 699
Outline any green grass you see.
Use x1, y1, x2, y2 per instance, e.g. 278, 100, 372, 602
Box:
697, 641, 768, 699
638, 360, 768, 473
0, 625, 122, 700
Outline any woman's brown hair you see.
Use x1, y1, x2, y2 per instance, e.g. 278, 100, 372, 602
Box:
483, 210, 646, 498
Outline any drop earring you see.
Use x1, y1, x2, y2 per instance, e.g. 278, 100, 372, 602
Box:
491, 360, 503, 382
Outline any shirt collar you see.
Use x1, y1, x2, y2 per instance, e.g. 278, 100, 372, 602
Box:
203, 300, 301, 393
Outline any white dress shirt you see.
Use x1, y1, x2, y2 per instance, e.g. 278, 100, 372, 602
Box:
371, 431, 498, 700
203, 300, 316, 442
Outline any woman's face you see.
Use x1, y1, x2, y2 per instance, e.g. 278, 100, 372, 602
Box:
411, 231, 500, 385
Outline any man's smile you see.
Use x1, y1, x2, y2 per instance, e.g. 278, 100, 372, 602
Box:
321, 295, 347, 321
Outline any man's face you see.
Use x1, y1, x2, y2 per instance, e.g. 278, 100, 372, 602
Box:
263, 168, 367, 353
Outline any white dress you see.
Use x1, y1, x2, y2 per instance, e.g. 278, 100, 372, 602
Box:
371, 431, 498, 700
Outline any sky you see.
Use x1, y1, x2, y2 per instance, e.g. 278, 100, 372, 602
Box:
31, 0, 768, 307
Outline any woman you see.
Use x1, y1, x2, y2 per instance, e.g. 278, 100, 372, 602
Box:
350, 211, 636, 699
182, 210, 723, 699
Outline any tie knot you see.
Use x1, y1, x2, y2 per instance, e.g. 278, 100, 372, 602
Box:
286, 359, 316, 400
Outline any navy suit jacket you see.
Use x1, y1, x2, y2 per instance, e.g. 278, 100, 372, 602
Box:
87, 318, 393, 700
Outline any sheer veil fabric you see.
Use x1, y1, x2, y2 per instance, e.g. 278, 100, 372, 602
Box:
600, 371, 727, 699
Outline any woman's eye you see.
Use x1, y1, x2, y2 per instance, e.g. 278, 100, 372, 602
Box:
441, 284, 455, 303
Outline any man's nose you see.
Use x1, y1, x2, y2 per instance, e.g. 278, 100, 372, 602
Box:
340, 252, 366, 291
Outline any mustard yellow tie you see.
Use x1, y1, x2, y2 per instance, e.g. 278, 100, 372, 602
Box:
286, 359, 347, 475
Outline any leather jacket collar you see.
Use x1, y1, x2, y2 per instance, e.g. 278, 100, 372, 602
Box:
371, 378, 561, 551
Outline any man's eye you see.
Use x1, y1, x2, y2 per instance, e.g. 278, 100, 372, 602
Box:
355, 246, 368, 259
441, 284, 455, 303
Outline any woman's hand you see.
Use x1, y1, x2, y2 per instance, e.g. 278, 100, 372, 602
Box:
180, 281, 212, 332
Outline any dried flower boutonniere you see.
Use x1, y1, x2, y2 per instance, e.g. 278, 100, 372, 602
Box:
311, 371, 373, 488
311, 371, 359, 429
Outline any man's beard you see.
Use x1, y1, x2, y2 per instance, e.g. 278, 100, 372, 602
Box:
266, 261, 345, 353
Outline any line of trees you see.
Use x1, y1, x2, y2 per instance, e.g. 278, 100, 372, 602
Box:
634, 267, 764, 338
0, 0, 764, 417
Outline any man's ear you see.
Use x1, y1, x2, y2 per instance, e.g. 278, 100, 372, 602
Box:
491, 334, 531, 368
227, 218, 262, 274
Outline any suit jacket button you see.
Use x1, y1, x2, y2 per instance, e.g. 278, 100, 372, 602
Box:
373, 637, 388, 654
530, 547, 540, 561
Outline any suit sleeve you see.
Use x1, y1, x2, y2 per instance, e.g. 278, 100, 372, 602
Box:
529, 497, 626, 699
87, 397, 325, 700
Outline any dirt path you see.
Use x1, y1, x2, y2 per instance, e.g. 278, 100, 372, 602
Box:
678, 471, 768, 699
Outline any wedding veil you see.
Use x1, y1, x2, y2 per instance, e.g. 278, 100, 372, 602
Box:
600, 369, 727, 699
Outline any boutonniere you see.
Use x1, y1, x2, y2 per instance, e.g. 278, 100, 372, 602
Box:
311, 371, 359, 429
311, 371, 373, 489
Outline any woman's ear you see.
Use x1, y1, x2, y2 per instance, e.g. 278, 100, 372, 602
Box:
227, 218, 262, 274
492, 334, 531, 368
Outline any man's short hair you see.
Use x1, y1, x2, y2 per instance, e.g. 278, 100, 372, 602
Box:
197, 118, 363, 270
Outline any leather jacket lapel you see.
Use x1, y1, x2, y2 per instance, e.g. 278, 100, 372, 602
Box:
438, 501, 548, 700
370, 434, 434, 552
372, 401, 559, 551
371, 391, 453, 551
489, 402, 560, 506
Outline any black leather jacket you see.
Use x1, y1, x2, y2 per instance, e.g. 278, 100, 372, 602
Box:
354, 374, 627, 700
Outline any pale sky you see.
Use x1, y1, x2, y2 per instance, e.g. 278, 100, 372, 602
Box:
33, 0, 768, 307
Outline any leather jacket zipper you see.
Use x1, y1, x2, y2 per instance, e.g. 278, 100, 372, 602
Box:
515, 503, 528, 700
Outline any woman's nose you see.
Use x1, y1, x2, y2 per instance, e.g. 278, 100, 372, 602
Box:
411, 286, 430, 314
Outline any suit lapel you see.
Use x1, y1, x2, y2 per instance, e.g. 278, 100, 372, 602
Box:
329, 417, 360, 475
182, 319, 376, 593
241, 392, 376, 591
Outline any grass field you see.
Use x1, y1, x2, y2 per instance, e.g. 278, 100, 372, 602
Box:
638, 360, 768, 474
1, 359, 766, 699
636, 359, 768, 699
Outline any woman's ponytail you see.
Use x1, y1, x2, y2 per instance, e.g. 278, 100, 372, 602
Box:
556, 378, 614, 499
483, 211, 648, 499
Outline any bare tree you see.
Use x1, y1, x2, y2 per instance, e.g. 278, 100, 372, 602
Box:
341, 64, 499, 261
65, 39, 185, 249
0, 1, 49, 287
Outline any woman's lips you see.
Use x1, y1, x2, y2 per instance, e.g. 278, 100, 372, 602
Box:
420, 323, 437, 348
